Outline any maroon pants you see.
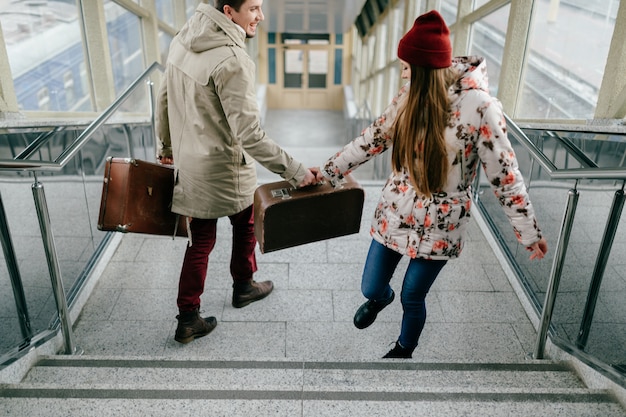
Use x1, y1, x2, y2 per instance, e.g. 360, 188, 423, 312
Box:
177, 205, 258, 312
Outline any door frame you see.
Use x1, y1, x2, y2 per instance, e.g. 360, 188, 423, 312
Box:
261, 32, 350, 110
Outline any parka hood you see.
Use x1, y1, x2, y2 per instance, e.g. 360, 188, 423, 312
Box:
451, 56, 490, 94
176, 3, 246, 53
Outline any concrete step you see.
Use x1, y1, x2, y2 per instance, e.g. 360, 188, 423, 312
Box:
0, 357, 624, 416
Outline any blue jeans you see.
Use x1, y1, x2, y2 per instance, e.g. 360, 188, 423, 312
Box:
361, 240, 447, 350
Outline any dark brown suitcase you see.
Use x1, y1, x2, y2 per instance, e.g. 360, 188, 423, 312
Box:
254, 175, 364, 253
97, 157, 187, 237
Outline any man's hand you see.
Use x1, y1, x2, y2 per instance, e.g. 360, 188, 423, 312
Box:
297, 169, 319, 187
158, 156, 173, 165
308, 167, 325, 182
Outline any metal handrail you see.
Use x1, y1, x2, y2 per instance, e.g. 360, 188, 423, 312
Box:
502, 114, 626, 362
505, 114, 559, 174
545, 131, 598, 169
0, 61, 164, 172
0, 61, 164, 358
504, 114, 626, 180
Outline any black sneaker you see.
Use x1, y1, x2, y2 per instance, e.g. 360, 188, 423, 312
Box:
383, 341, 413, 359
353, 290, 395, 329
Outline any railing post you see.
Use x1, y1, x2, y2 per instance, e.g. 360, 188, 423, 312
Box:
534, 187, 579, 359
147, 78, 157, 160
576, 188, 625, 349
0, 191, 33, 344
31, 177, 81, 355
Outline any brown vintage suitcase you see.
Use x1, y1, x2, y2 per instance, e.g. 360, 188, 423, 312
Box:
254, 175, 364, 253
97, 157, 187, 237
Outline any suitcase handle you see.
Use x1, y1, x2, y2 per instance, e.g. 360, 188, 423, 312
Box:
269, 179, 345, 200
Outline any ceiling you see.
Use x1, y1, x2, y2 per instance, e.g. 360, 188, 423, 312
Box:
262, 0, 368, 34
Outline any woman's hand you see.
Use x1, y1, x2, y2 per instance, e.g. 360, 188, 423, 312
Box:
158, 156, 173, 165
526, 237, 548, 260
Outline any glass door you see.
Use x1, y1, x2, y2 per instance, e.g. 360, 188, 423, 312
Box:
281, 35, 330, 109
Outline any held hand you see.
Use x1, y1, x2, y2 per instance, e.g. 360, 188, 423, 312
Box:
158, 156, 173, 165
308, 166, 325, 182
526, 237, 548, 260
297, 169, 318, 188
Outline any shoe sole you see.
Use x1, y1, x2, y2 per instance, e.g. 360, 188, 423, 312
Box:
232, 290, 271, 308
232, 286, 274, 308
174, 321, 217, 344
353, 291, 395, 329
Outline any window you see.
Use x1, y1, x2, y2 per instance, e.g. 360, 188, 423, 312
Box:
517, 0, 614, 119
37, 87, 50, 110
63, 71, 75, 104
469, 3, 511, 97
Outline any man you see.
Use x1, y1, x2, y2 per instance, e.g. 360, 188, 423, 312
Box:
156, 0, 319, 344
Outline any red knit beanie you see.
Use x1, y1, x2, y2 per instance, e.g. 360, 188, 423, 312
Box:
397, 10, 452, 69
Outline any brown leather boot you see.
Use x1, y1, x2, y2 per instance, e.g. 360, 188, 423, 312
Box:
174, 309, 217, 344
232, 280, 274, 308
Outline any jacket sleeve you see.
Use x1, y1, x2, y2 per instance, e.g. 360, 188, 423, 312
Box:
155, 74, 172, 159
214, 53, 307, 187
321, 85, 406, 180
476, 96, 542, 246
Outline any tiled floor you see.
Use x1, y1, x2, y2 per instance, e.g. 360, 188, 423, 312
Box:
71, 110, 539, 363
72, 189, 537, 362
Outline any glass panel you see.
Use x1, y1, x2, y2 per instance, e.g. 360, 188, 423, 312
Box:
469, 3, 511, 97
309, 9, 327, 32
373, 72, 382, 115
186, 0, 197, 18
156, 0, 175, 27
0, 1, 91, 111
285, 12, 304, 32
284, 49, 303, 88
104, 0, 144, 96
375, 21, 388, 70
308, 39, 328, 89
268, 48, 277, 84
367, 34, 376, 74
440, 0, 458, 23
473, 0, 493, 9
0, 234, 31, 353
518, 0, 616, 119
334, 49, 343, 85
0, 118, 157, 359
388, 65, 400, 101
390, 1, 405, 61
159, 31, 174, 64
475, 123, 626, 381
308, 50, 327, 89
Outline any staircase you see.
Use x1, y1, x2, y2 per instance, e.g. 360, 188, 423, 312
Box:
1, 356, 624, 416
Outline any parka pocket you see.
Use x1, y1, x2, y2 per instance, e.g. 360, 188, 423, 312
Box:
431, 197, 471, 235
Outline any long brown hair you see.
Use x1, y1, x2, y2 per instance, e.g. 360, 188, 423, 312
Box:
391, 65, 454, 197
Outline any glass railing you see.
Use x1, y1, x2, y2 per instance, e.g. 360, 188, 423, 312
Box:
474, 117, 626, 386
0, 63, 164, 364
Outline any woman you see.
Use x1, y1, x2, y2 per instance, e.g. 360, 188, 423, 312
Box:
320, 10, 548, 358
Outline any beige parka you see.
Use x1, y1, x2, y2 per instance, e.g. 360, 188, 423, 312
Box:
156, 4, 307, 219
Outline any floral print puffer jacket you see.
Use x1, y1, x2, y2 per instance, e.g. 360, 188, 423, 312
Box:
322, 56, 542, 260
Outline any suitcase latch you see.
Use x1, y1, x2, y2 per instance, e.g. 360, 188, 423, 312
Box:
271, 188, 292, 200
